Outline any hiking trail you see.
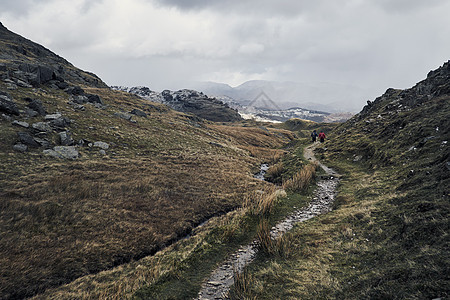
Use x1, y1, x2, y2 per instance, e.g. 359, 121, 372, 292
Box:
195, 143, 340, 299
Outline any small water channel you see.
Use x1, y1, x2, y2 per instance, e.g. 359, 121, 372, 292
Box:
195, 145, 340, 299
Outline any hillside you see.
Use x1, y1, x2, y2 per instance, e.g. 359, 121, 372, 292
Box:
0, 23, 294, 299
229, 61, 449, 299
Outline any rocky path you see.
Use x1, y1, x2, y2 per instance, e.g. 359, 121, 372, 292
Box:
195, 143, 340, 299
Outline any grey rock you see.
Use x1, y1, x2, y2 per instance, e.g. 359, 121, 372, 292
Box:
99, 149, 107, 156
26, 98, 46, 115
68, 102, 85, 110
130, 109, 147, 117
0, 95, 20, 115
17, 132, 40, 147
114, 112, 132, 121
66, 86, 85, 95
71, 95, 89, 104
93, 141, 109, 150
59, 131, 74, 146
16, 79, 33, 88
44, 113, 62, 120
44, 146, 79, 160
2, 113, 13, 121
12, 120, 29, 128
87, 94, 103, 105
13, 143, 28, 152
25, 108, 39, 117
5, 82, 17, 90
32, 122, 52, 133
49, 117, 70, 129
18, 63, 55, 86
34, 137, 51, 148
353, 155, 363, 162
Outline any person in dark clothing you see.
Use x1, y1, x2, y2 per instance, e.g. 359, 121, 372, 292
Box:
311, 130, 318, 142
318, 131, 326, 143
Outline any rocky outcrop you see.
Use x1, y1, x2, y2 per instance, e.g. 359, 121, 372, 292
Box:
358, 60, 450, 119
0, 22, 107, 88
112, 86, 242, 122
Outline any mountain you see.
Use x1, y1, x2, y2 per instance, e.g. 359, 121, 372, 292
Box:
190, 80, 371, 113
0, 23, 293, 299
111, 86, 242, 122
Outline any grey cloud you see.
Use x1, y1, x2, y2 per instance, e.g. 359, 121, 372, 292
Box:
0, 0, 103, 16
152, 0, 324, 17
0, 0, 40, 15
375, 0, 448, 13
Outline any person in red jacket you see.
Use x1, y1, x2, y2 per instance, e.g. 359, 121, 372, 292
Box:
318, 131, 326, 143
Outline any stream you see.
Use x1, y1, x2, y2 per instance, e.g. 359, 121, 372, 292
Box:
195, 144, 341, 299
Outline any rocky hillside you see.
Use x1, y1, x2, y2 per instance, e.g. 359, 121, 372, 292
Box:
0, 22, 105, 88
112, 86, 242, 122
317, 60, 450, 298
331, 60, 450, 168
0, 23, 293, 299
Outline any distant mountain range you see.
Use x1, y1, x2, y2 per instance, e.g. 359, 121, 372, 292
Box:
189, 80, 371, 113
112, 86, 352, 123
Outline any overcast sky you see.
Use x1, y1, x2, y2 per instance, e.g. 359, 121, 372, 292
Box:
1, 0, 450, 107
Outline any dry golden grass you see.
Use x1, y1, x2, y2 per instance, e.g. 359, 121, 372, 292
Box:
256, 219, 292, 258
243, 186, 287, 217
282, 162, 318, 192
265, 162, 284, 179
0, 84, 293, 299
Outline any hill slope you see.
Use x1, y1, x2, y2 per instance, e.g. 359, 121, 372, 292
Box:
233, 61, 449, 299
0, 23, 294, 299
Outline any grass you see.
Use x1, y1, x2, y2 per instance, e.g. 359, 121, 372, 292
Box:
1, 82, 296, 299
28, 143, 312, 300
228, 92, 449, 299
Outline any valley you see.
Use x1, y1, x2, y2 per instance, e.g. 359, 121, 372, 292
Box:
0, 21, 449, 300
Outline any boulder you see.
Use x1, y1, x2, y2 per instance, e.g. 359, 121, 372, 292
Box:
26, 98, 46, 115
66, 86, 85, 95
32, 122, 52, 133
87, 94, 103, 105
59, 131, 74, 146
18, 63, 55, 86
13, 143, 28, 152
44, 113, 62, 120
114, 112, 132, 121
17, 132, 40, 147
12, 120, 29, 128
49, 117, 70, 129
130, 109, 147, 118
71, 95, 89, 104
43, 146, 79, 160
93, 141, 109, 150
0, 95, 20, 115
34, 137, 51, 148
25, 109, 39, 117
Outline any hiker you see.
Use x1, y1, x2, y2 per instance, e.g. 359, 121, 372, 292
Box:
318, 131, 326, 143
311, 130, 318, 142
